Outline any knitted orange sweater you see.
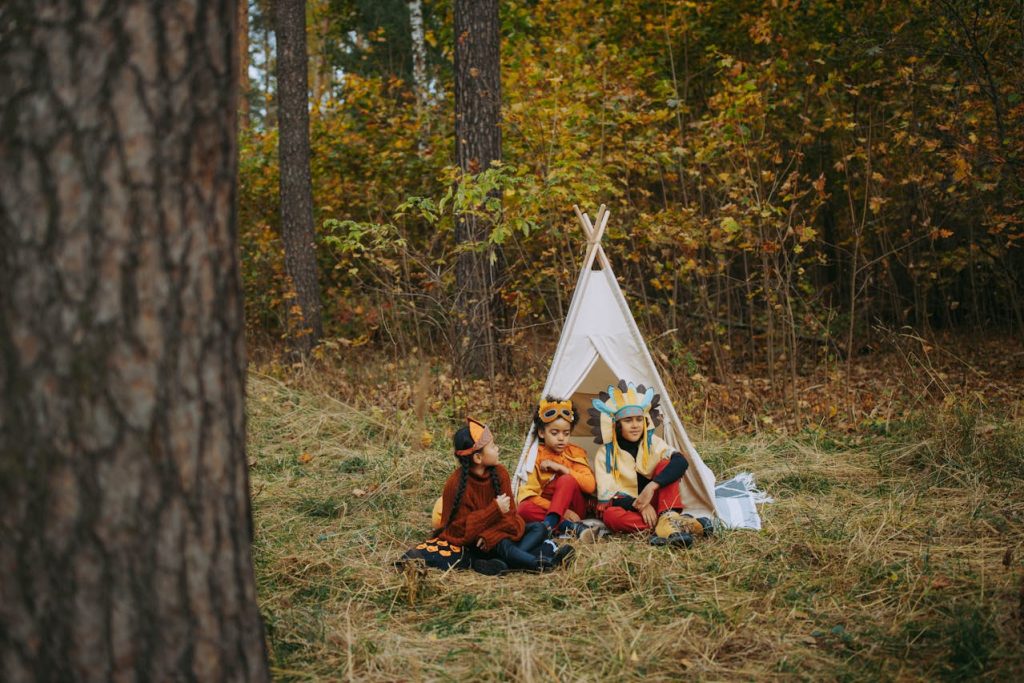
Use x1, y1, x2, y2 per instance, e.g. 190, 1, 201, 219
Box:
437, 465, 525, 551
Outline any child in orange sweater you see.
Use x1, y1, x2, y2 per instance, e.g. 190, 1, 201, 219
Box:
516, 398, 598, 541
436, 417, 574, 574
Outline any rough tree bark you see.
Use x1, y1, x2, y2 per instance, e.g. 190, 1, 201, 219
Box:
276, 0, 323, 354
454, 0, 502, 378
0, 2, 270, 681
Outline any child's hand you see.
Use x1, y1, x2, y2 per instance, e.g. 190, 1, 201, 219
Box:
564, 509, 581, 523
634, 482, 660, 511
540, 460, 568, 474
496, 494, 511, 513
476, 538, 486, 549
640, 504, 657, 528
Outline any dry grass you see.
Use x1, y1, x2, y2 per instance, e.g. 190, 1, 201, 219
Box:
247, 369, 1024, 682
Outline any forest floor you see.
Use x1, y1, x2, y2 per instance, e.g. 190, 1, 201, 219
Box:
247, 335, 1024, 681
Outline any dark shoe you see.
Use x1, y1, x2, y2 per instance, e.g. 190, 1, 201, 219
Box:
667, 531, 694, 548
551, 543, 576, 568
472, 558, 508, 576
537, 543, 576, 572
697, 516, 715, 537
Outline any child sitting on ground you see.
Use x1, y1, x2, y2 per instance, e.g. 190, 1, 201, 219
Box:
432, 417, 574, 574
589, 380, 712, 547
516, 398, 599, 542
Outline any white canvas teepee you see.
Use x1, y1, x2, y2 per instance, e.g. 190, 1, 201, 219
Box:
512, 205, 718, 519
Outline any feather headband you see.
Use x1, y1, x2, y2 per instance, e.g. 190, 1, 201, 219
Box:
586, 380, 662, 444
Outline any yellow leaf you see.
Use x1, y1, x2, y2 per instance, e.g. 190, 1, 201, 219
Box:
298, 452, 313, 464
420, 430, 434, 449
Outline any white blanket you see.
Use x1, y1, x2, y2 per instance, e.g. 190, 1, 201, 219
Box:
715, 472, 772, 530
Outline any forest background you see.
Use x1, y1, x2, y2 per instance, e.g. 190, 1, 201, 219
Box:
238, 0, 1024, 679
241, 0, 1021, 411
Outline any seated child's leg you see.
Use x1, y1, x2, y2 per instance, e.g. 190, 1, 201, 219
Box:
543, 475, 586, 520
517, 498, 549, 523
602, 503, 650, 533
492, 538, 542, 570
651, 460, 684, 515
517, 521, 549, 553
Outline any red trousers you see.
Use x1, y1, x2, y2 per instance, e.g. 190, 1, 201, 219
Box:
517, 474, 587, 523
600, 460, 683, 533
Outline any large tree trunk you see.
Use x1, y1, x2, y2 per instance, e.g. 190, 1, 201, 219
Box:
276, 0, 323, 355
454, 0, 502, 378
0, 1, 269, 681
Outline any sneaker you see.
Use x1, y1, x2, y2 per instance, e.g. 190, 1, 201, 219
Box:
551, 544, 576, 569
576, 525, 600, 544
472, 558, 509, 576
538, 539, 559, 562
651, 511, 694, 549
557, 521, 600, 543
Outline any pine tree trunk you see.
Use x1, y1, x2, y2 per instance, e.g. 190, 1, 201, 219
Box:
0, 2, 270, 681
454, 0, 502, 378
276, 0, 323, 355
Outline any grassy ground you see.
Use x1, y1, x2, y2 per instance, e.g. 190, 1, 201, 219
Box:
248, 369, 1024, 681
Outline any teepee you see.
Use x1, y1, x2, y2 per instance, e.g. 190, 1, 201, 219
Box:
512, 205, 718, 519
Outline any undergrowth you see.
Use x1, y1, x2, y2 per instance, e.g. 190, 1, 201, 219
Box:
247, 369, 1024, 681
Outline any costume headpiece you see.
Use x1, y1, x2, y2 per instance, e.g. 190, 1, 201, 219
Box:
538, 399, 575, 424
586, 380, 662, 444
454, 417, 494, 457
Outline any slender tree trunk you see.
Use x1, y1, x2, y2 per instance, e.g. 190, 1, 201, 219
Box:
239, 0, 251, 128
0, 2, 270, 681
454, 0, 502, 378
408, 0, 430, 152
276, 0, 323, 354
262, 3, 275, 125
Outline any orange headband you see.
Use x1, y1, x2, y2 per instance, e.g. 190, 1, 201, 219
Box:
455, 417, 493, 457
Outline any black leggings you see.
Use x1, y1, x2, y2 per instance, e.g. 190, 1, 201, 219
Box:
486, 522, 550, 570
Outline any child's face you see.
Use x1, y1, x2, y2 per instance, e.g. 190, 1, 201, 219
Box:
616, 415, 645, 442
477, 440, 500, 467
538, 417, 573, 454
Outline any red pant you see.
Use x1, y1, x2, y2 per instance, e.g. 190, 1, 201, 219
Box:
517, 475, 587, 523
600, 460, 683, 533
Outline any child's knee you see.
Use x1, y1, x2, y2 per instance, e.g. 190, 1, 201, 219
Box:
553, 475, 581, 492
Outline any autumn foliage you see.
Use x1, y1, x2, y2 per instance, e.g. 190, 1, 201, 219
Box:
238, 0, 1023, 379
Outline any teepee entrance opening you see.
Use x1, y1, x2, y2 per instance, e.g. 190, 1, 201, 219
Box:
512, 205, 719, 518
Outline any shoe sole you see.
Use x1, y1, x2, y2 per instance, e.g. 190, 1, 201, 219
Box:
472, 560, 508, 576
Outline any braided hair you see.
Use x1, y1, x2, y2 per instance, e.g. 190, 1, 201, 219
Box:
443, 456, 472, 529
444, 428, 503, 528
444, 425, 503, 528
488, 466, 502, 497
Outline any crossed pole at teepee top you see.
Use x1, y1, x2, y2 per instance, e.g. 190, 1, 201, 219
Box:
572, 203, 612, 271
